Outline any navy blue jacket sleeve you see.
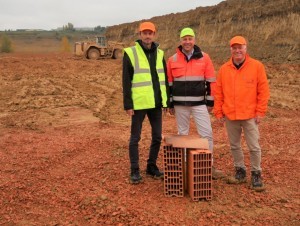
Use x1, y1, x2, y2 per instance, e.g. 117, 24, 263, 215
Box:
122, 52, 134, 110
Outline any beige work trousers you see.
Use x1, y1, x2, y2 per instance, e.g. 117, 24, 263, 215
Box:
225, 117, 262, 172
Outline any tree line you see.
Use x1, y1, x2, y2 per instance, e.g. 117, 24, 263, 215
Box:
62, 22, 106, 32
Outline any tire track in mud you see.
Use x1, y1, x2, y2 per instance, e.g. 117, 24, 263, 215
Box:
0, 54, 123, 128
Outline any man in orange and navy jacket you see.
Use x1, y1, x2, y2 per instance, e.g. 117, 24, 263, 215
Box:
167, 27, 224, 179
214, 36, 270, 191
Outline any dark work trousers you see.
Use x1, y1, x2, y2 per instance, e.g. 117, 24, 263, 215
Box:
129, 108, 162, 170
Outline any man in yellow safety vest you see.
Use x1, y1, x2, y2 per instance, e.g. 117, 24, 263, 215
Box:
122, 21, 169, 184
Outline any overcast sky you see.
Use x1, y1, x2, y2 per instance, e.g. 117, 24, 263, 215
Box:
0, 0, 223, 30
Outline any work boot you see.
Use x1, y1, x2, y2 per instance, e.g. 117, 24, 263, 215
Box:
251, 171, 265, 192
212, 166, 225, 180
146, 164, 164, 180
130, 168, 142, 184
227, 167, 247, 184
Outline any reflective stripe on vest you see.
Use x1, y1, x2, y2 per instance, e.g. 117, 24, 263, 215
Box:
124, 42, 167, 110
131, 81, 165, 88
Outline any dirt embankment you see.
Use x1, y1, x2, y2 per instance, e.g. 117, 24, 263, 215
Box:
107, 0, 300, 63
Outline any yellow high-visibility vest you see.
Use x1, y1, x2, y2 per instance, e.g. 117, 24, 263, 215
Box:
124, 42, 167, 110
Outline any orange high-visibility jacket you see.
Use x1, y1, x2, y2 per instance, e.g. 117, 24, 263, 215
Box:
167, 45, 216, 107
214, 55, 270, 120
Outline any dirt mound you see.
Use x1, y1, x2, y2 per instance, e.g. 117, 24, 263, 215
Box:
107, 0, 300, 63
0, 53, 299, 225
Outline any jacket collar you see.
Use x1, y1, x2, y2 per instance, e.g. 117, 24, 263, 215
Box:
228, 54, 250, 68
177, 44, 203, 60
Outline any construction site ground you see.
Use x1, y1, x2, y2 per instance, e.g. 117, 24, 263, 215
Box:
0, 53, 299, 225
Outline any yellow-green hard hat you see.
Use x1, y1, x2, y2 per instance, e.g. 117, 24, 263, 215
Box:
180, 28, 195, 38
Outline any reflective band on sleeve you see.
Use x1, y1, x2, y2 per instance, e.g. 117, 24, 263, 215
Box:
169, 82, 173, 86
173, 53, 177, 62
174, 76, 205, 81
159, 81, 165, 85
206, 95, 214, 100
132, 81, 152, 88
157, 69, 164, 73
173, 96, 205, 101
206, 77, 216, 82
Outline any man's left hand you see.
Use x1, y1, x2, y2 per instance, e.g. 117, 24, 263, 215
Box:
255, 116, 263, 124
207, 106, 213, 113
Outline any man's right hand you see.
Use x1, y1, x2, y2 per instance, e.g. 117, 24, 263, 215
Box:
169, 108, 175, 115
126, 109, 134, 116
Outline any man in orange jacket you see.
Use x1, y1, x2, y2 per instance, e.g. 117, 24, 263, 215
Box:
167, 27, 224, 179
214, 36, 270, 191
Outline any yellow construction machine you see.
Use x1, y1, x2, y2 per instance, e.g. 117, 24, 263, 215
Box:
74, 35, 124, 59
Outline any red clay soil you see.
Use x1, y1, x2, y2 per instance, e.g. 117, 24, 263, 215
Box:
0, 53, 299, 225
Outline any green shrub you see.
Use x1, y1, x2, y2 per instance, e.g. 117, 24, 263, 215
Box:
1, 34, 13, 53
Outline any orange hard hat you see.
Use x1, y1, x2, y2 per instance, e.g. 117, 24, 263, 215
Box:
139, 22, 156, 32
230, 36, 247, 46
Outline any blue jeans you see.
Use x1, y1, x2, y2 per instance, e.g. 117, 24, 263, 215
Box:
129, 108, 162, 169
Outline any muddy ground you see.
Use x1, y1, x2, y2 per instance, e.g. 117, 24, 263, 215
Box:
0, 53, 299, 225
